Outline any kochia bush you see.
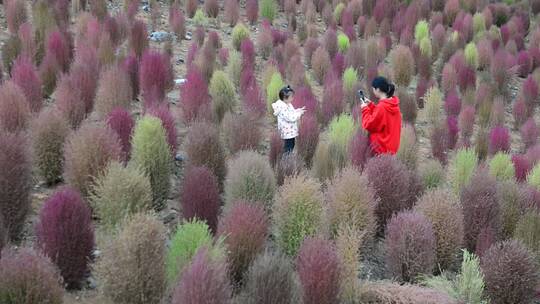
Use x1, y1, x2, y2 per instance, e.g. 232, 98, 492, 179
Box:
185, 121, 226, 186
0, 132, 31, 241
0, 81, 30, 133
106, 107, 135, 160
130, 116, 172, 208
63, 122, 123, 197
390, 45, 415, 87
35, 186, 94, 289
210, 70, 237, 123
180, 166, 220, 232
139, 50, 171, 107
11, 56, 42, 112
94, 65, 133, 118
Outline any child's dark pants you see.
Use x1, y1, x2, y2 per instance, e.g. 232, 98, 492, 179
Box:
284, 138, 295, 154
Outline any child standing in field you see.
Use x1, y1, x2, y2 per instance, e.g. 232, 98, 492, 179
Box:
272, 85, 306, 154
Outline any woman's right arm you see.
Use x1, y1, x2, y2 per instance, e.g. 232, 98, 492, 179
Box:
361, 103, 385, 132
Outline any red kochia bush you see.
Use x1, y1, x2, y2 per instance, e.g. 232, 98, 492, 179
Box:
517, 50, 532, 78
171, 247, 232, 304
0, 131, 31, 241
130, 19, 148, 58
205, 0, 219, 18
180, 166, 220, 232
148, 104, 178, 155
385, 210, 436, 283
218, 201, 268, 283
296, 237, 341, 304
246, 0, 258, 24
321, 73, 344, 125
481, 240, 539, 304
366, 155, 416, 232
460, 170, 501, 251
0, 247, 64, 303
46, 30, 71, 72
292, 86, 318, 115
0, 81, 30, 133
185, 121, 226, 186
11, 56, 42, 112
513, 154, 531, 182
444, 90, 461, 117
35, 186, 95, 289
180, 67, 211, 124
122, 55, 140, 99
521, 118, 539, 149
139, 50, 171, 108
349, 129, 373, 170
297, 114, 320, 167
70, 58, 99, 114
243, 84, 266, 117
54, 74, 86, 129
106, 107, 135, 159
488, 126, 510, 155
522, 75, 539, 113
169, 3, 186, 40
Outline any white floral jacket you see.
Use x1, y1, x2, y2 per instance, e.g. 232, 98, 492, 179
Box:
272, 99, 302, 139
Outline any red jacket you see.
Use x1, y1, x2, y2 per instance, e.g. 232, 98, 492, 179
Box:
361, 96, 402, 154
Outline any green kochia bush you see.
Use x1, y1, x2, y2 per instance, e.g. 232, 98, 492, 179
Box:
130, 116, 172, 207
97, 213, 167, 304
337, 33, 350, 53
31, 109, 69, 185
514, 211, 540, 264
266, 72, 284, 111
232, 23, 250, 51
259, 0, 277, 23
90, 162, 153, 231
224, 150, 276, 210
273, 174, 324, 256
527, 163, 540, 191
210, 70, 236, 123
328, 114, 357, 170
488, 152, 515, 182
414, 20, 430, 45
423, 250, 488, 304
0, 247, 64, 304
419, 159, 445, 189
166, 219, 222, 284
63, 122, 123, 197
448, 148, 478, 195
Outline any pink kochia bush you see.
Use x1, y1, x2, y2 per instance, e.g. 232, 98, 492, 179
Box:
35, 187, 95, 289
385, 210, 436, 283
481, 240, 539, 304
0, 131, 31, 241
11, 56, 42, 112
321, 73, 344, 125
349, 130, 373, 170
292, 86, 318, 115
180, 166, 221, 232
296, 237, 341, 304
171, 247, 232, 304
512, 154, 531, 182
521, 118, 539, 149
130, 19, 149, 58
460, 170, 501, 251
139, 50, 171, 108
106, 107, 135, 159
488, 126, 510, 155
180, 67, 211, 123
0, 81, 30, 133
218, 201, 268, 283
46, 30, 71, 72
148, 104, 178, 155
122, 55, 140, 99
54, 74, 86, 129
246, 0, 258, 24
296, 114, 320, 166
70, 59, 99, 114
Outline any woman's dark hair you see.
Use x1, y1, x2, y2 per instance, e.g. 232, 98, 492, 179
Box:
279, 85, 294, 101
372, 76, 395, 97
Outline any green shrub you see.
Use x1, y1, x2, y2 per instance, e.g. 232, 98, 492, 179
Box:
337, 33, 350, 53
166, 219, 222, 284
328, 114, 357, 170
473, 13, 486, 38
423, 250, 487, 304
527, 163, 540, 191
259, 0, 277, 23
192, 9, 207, 27
327, 166, 377, 239
342, 67, 358, 95
498, 181, 522, 239
390, 45, 415, 88
266, 72, 284, 110
448, 148, 478, 194
464, 43, 478, 69
273, 173, 324, 256
419, 37, 432, 59
488, 152, 515, 182
90, 162, 152, 231
232, 23, 249, 51
414, 20, 430, 45
419, 159, 445, 189
209, 70, 236, 123
514, 211, 540, 264
333, 3, 345, 24
130, 116, 172, 208
424, 86, 443, 127
224, 150, 276, 210
31, 109, 69, 185
415, 189, 464, 270
226, 49, 242, 88
96, 213, 166, 304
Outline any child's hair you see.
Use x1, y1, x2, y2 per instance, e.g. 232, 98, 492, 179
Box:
279, 85, 294, 101
372, 76, 395, 97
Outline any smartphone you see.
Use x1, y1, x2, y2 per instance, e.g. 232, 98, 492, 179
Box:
357, 90, 366, 102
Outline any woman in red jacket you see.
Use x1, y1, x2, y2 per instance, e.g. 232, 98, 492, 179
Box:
361, 76, 402, 155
